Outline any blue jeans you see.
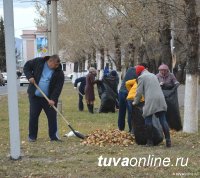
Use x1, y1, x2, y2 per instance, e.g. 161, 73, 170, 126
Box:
145, 111, 171, 141
118, 90, 131, 131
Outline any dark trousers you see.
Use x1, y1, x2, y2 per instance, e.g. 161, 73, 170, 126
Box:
78, 93, 84, 111
29, 96, 58, 140
118, 90, 131, 132
145, 111, 171, 141
127, 100, 133, 132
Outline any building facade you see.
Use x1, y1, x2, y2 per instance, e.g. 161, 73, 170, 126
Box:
21, 29, 73, 77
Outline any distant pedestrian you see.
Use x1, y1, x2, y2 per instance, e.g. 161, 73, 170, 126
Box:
23, 54, 64, 142
103, 66, 109, 76
74, 76, 86, 111
156, 64, 179, 89
85, 67, 97, 113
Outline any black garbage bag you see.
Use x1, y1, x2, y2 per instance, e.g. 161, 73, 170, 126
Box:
97, 76, 118, 113
132, 103, 147, 145
132, 103, 163, 145
162, 85, 182, 131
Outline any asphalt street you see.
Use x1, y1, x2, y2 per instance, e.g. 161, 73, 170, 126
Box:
0, 83, 28, 96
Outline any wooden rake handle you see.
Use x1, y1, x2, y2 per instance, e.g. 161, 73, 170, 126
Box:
34, 83, 70, 126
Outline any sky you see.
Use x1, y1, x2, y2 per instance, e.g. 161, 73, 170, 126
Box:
0, 0, 44, 38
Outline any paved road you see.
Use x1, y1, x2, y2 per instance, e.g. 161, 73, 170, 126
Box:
0, 83, 28, 96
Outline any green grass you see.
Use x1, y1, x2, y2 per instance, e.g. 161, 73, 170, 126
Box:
0, 83, 200, 178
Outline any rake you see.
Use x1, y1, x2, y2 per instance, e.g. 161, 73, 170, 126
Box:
34, 83, 86, 139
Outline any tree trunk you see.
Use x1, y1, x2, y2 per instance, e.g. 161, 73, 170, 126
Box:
137, 43, 145, 64
72, 61, 79, 83
99, 47, 105, 79
106, 49, 113, 70
92, 47, 97, 69
82, 56, 86, 71
87, 53, 92, 68
114, 35, 122, 90
183, 0, 199, 133
0, 17, 6, 72
79, 60, 83, 73
128, 42, 135, 67
157, 0, 172, 70
114, 35, 121, 72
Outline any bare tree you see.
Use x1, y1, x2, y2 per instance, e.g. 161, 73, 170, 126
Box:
183, 0, 199, 133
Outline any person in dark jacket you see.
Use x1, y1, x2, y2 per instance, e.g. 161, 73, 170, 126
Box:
74, 76, 86, 111
98, 70, 119, 113
118, 63, 149, 132
23, 54, 64, 142
118, 67, 137, 132
85, 67, 97, 113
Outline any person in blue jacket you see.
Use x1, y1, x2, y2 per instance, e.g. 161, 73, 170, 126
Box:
74, 76, 86, 111
118, 63, 148, 132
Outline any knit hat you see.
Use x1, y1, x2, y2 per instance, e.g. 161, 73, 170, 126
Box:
89, 67, 97, 74
110, 70, 117, 77
158, 64, 169, 71
135, 65, 145, 76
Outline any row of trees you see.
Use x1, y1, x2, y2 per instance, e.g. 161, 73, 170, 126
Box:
55, 1, 191, 76
0, 17, 22, 73
0, 17, 6, 72
35, 0, 199, 133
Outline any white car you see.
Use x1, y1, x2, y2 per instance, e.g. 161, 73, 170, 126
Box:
1, 72, 7, 83
20, 75, 29, 86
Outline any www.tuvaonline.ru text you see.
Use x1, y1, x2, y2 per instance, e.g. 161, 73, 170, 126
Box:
97, 155, 189, 167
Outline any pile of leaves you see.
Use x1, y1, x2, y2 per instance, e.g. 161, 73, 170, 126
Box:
81, 129, 134, 147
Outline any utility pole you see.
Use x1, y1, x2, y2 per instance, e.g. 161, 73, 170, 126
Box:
3, 0, 21, 159
51, 0, 59, 54
46, 0, 52, 55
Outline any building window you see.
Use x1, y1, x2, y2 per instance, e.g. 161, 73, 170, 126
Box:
62, 63, 66, 71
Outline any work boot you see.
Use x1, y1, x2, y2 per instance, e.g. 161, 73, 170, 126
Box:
145, 125, 153, 147
166, 140, 171, 148
28, 138, 36, 142
87, 104, 90, 113
89, 104, 94, 114
145, 139, 153, 147
87, 104, 93, 114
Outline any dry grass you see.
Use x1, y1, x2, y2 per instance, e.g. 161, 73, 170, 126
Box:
0, 83, 200, 178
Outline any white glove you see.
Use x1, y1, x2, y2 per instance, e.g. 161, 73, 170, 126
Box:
160, 82, 164, 86
74, 87, 77, 89
132, 101, 136, 106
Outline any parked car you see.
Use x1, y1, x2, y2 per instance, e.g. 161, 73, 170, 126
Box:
0, 73, 5, 86
20, 75, 29, 86
66, 70, 88, 80
66, 73, 73, 79
1, 72, 7, 83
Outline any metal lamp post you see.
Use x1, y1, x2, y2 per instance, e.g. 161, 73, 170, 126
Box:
51, 0, 59, 54
3, 0, 21, 160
